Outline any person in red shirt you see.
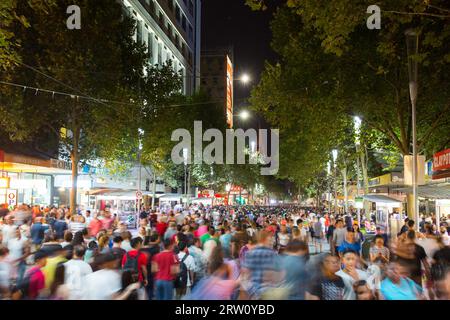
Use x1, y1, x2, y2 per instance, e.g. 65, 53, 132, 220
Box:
156, 216, 168, 238
19, 250, 47, 300
121, 237, 148, 286
152, 238, 179, 300
101, 211, 115, 231
88, 213, 103, 238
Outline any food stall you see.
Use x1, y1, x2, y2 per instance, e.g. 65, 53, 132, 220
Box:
363, 194, 403, 236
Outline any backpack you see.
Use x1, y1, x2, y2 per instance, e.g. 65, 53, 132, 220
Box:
122, 252, 141, 281
17, 268, 40, 299
174, 254, 189, 289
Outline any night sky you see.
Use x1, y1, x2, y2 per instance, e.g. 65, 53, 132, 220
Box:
201, 0, 279, 111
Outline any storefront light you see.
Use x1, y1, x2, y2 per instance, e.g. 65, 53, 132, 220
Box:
0, 177, 10, 189
10, 179, 46, 189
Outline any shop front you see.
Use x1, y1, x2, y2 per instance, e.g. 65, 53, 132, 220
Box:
363, 194, 403, 235
0, 149, 73, 207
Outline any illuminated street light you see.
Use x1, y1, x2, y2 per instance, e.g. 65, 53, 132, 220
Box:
241, 73, 250, 84
233, 110, 250, 120
240, 110, 249, 120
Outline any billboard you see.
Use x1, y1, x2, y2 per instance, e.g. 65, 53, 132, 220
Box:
433, 148, 450, 171
432, 148, 450, 180
226, 55, 233, 128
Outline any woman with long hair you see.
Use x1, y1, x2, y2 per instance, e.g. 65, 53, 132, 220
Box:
71, 231, 85, 247
98, 234, 110, 253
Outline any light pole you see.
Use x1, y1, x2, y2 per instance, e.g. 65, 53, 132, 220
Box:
354, 116, 362, 227
137, 128, 144, 220
183, 148, 188, 208
406, 29, 419, 230
332, 149, 338, 214
327, 160, 332, 213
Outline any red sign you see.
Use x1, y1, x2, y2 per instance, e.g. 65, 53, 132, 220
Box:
197, 190, 214, 198
433, 148, 450, 171
0, 150, 4, 162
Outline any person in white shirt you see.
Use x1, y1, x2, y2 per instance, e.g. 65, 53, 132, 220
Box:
440, 225, 450, 246
65, 245, 93, 300
81, 253, 122, 300
69, 215, 86, 234
6, 228, 29, 283
84, 210, 93, 226
335, 249, 368, 300
1, 215, 17, 246
120, 231, 133, 252
176, 241, 196, 299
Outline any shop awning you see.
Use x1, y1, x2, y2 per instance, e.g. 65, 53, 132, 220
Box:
393, 184, 450, 200
363, 194, 402, 204
159, 193, 183, 201
89, 189, 166, 197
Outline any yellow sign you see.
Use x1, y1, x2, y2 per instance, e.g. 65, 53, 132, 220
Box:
369, 173, 391, 187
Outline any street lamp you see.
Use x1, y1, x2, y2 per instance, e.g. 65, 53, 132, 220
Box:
240, 73, 250, 84
327, 161, 332, 213
406, 29, 419, 229
137, 128, 144, 217
183, 148, 189, 207
239, 110, 249, 120
353, 116, 362, 226
233, 110, 250, 119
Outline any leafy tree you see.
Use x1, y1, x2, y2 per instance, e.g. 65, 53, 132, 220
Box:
0, 0, 57, 70
0, 0, 167, 214
248, 0, 450, 156
248, 2, 450, 204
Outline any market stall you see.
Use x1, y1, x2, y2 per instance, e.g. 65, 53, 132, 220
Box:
363, 194, 403, 236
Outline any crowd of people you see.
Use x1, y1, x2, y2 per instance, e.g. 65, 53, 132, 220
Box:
0, 203, 450, 300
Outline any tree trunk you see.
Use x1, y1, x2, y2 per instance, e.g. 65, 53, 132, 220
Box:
151, 171, 156, 209
360, 147, 371, 219
342, 165, 348, 214
70, 126, 79, 217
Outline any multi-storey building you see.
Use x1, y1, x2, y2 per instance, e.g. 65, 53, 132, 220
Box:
200, 47, 234, 128
123, 0, 201, 95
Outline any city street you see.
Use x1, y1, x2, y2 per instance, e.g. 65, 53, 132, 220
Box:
0, 0, 450, 303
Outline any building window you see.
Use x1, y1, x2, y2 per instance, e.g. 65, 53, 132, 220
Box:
136, 20, 143, 44
189, 0, 194, 15
175, 34, 179, 48
158, 43, 162, 65
159, 12, 164, 26
149, 0, 155, 14
148, 34, 153, 64
175, 5, 181, 22
188, 25, 193, 41
167, 23, 172, 38
182, 15, 187, 31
